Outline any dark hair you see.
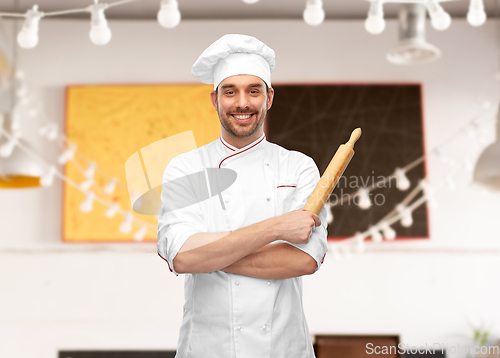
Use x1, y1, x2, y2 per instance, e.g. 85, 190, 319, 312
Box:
215, 82, 270, 98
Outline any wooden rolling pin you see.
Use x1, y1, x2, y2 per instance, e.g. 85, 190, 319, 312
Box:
303, 128, 362, 215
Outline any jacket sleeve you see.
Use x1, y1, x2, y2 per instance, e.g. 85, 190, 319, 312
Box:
157, 156, 208, 276
285, 155, 328, 272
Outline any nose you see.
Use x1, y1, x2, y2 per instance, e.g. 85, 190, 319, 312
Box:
235, 92, 250, 110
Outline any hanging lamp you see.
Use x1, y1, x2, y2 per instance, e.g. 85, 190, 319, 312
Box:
473, 105, 500, 190
387, 3, 441, 65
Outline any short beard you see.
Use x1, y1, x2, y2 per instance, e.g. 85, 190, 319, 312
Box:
217, 102, 265, 139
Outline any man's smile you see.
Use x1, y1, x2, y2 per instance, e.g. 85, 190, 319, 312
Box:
232, 113, 254, 123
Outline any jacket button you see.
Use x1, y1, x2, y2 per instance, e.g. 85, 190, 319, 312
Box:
265, 162, 269, 166
266, 281, 271, 285
262, 325, 267, 330
221, 162, 226, 167
266, 197, 271, 201
235, 281, 239, 285
224, 199, 229, 203
236, 326, 242, 331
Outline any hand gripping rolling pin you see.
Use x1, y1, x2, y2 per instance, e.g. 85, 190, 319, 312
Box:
302, 128, 362, 215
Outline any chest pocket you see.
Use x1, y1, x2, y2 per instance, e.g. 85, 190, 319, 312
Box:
276, 182, 298, 215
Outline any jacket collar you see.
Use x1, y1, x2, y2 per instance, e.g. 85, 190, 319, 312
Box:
217, 133, 267, 167
217, 132, 267, 156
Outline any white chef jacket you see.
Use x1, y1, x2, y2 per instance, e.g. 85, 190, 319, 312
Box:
157, 132, 328, 358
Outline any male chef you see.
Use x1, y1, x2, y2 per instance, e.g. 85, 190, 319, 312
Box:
157, 34, 328, 358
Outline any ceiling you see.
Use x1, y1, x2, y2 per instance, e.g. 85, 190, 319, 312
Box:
0, 0, 499, 20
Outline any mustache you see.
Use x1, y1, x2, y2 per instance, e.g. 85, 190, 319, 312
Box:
227, 109, 258, 114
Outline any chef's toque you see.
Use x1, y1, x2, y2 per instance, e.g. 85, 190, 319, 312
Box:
191, 34, 275, 90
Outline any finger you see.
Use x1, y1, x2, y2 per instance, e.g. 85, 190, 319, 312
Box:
313, 214, 321, 226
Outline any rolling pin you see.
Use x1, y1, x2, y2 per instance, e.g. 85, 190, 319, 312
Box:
302, 128, 362, 215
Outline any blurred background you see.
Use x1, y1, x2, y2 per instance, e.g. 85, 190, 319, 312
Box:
0, 0, 499, 357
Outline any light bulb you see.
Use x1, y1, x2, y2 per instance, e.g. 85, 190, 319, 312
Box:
89, 4, 112, 45
80, 191, 95, 213
242, 0, 259, 3
467, 0, 486, 26
0, 137, 18, 158
395, 167, 410, 191
58, 143, 77, 164
380, 222, 396, 240
369, 226, 383, 243
103, 177, 118, 195
84, 161, 96, 179
119, 212, 133, 234
17, 30, 38, 49
40, 166, 56, 187
326, 204, 334, 224
365, 0, 385, 35
427, 0, 451, 31
90, 24, 111, 45
356, 188, 372, 210
303, 0, 325, 26
467, 9, 486, 27
397, 204, 413, 227
105, 203, 119, 218
353, 232, 365, 253
46, 124, 58, 140
134, 226, 147, 241
158, 0, 181, 29
79, 178, 94, 192
17, 5, 43, 49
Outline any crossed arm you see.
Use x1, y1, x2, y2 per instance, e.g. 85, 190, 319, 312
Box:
173, 213, 319, 280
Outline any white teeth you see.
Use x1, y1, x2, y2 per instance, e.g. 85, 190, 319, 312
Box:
233, 114, 251, 120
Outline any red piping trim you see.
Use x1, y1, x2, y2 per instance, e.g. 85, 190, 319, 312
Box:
219, 136, 236, 151
321, 253, 326, 264
277, 185, 296, 188
218, 135, 266, 168
157, 252, 173, 272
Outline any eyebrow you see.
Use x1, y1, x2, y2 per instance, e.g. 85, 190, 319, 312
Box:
220, 83, 265, 91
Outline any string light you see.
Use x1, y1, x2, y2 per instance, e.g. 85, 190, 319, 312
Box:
158, 0, 181, 28
80, 191, 96, 213
353, 232, 365, 253
105, 203, 120, 218
103, 177, 118, 195
0, 135, 19, 158
467, 0, 487, 27
83, 161, 96, 179
17, 5, 43, 49
380, 222, 396, 240
369, 226, 383, 243
79, 178, 94, 191
119, 212, 133, 234
57, 143, 77, 164
242, 0, 260, 4
326, 203, 334, 224
395, 167, 410, 191
426, 0, 452, 31
365, 0, 385, 35
40, 165, 56, 187
396, 204, 413, 227
89, 3, 112, 45
303, 0, 325, 26
134, 226, 147, 241
356, 187, 372, 210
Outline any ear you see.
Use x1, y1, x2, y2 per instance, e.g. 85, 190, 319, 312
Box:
266, 87, 275, 110
210, 90, 218, 111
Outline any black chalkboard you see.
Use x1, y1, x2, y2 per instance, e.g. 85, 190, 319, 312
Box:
266, 84, 429, 240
